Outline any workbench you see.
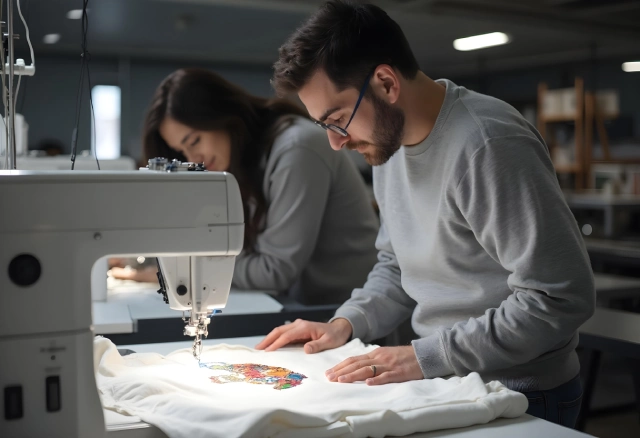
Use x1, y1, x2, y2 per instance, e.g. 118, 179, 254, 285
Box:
102, 336, 593, 438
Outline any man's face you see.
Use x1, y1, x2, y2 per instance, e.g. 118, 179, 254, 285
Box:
298, 69, 405, 166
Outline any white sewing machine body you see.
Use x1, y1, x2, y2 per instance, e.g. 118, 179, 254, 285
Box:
0, 170, 243, 438
15, 154, 137, 171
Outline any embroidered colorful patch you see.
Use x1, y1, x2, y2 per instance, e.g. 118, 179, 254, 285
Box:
200, 362, 307, 390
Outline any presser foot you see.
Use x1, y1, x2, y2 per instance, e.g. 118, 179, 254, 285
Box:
184, 314, 209, 362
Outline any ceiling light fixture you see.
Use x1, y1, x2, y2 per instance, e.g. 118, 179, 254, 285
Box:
43, 33, 61, 44
453, 32, 510, 51
67, 9, 84, 20
622, 61, 640, 72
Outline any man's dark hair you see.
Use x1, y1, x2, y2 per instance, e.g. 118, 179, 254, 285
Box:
272, 0, 419, 96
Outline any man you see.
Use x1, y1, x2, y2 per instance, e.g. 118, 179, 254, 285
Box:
256, 0, 594, 428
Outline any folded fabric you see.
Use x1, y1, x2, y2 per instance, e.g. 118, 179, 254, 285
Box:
95, 337, 527, 438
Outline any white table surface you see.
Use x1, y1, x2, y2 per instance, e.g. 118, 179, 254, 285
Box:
105, 412, 592, 438
93, 302, 134, 334
93, 289, 283, 335
594, 272, 640, 291
584, 238, 640, 258
564, 191, 640, 207
580, 307, 640, 346
105, 336, 594, 438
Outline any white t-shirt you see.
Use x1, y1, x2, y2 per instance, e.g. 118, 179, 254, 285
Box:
95, 337, 527, 438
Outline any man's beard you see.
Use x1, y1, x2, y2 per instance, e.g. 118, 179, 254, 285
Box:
347, 92, 405, 166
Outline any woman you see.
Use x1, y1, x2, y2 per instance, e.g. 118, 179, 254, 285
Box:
141, 68, 379, 305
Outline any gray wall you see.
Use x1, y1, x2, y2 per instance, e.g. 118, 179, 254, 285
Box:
19, 55, 274, 163
17, 54, 640, 165
449, 57, 640, 139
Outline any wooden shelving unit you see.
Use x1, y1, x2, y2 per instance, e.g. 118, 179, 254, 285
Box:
537, 77, 585, 190
584, 91, 640, 188
554, 164, 581, 174
538, 79, 640, 192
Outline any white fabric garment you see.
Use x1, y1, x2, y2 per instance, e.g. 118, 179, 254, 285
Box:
95, 337, 528, 438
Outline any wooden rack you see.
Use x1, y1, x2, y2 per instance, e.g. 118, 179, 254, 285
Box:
584, 91, 640, 188
537, 78, 585, 189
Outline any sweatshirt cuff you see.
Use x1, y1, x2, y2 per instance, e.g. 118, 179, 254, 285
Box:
330, 305, 370, 341
411, 332, 455, 379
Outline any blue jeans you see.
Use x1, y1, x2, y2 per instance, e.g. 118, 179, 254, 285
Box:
522, 374, 583, 429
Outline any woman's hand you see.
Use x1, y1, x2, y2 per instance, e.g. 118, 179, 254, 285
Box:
109, 266, 158, 283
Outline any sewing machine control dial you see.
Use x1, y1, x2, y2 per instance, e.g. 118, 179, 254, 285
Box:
8, 254, 41, 287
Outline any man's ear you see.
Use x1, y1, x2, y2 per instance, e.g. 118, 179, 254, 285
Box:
371, 65, 400, 105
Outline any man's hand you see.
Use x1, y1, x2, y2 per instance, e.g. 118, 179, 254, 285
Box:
255, 318, 352, 353
325, 346, 424, 386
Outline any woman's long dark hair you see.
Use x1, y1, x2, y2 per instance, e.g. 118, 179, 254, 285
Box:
143, 68, 308, 252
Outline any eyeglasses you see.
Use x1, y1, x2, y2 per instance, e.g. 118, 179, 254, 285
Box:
313, 70, 374, 137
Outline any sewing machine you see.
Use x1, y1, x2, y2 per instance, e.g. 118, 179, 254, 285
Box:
15, 154, 137, 171
0, 169, 243, 438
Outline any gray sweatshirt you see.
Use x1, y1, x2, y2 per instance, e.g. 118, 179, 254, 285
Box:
333, 80, 595, 392
232, 117, 379, 305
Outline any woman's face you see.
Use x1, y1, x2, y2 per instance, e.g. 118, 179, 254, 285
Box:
158, 117, 231, 171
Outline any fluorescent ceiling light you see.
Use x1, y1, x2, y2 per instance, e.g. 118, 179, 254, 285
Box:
453, 32, 510, 51
622, 61, 640, 72
67, 9, 84, 19
43, 34, 61, 44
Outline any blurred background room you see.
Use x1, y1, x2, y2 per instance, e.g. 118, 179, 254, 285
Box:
2, 1, 640, 436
